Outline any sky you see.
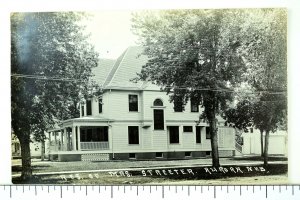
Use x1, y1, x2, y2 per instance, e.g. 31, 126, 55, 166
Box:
83, 11, 139, 59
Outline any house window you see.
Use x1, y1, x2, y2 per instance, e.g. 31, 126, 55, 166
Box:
98, 97, 102, 113
183, 126, 193, 132
250, 127, 254, 133
153, 99, 163, 106
129, 94, 138, 111
173, 96, 183, 112
128, 126, 139, 144
169, 126, 179, 144
191, 98, 199, 112
81, 105, 85, 116
86, 100, 92, 115
185, 152, 192, 157
129, 153, 136, 159
154, 109, 164, 130
156, 152, 163, 158
206, 127, 211, 139
196, 126, 202, 143
97, 127, 108, 141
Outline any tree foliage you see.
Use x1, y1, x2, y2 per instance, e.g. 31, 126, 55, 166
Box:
132, 8, 287, 167
223, 9, 287, 164
132, 10, 248, 167
11, 12, 99, 179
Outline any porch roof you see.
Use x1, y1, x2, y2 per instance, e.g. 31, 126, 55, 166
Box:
61, 116, 114, 127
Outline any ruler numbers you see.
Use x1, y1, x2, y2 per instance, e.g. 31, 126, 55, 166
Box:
1, 185, 300, 199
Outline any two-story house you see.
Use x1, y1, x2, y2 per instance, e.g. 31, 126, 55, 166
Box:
48, 46, 236, 161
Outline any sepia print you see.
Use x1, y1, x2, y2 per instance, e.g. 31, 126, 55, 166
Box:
11, 9, 287, 184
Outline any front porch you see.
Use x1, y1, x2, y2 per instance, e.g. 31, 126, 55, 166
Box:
48, 117, 113, 155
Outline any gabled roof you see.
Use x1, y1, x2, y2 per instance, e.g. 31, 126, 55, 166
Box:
103, 46, 149, 90
91, 59, 116, 86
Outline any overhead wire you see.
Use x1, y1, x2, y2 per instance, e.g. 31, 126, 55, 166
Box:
11, 73, 287, 95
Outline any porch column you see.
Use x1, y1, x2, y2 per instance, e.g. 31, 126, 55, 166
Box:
48, 132, 52, 153
77, 126, 81, 150
64, 128, 67, 151
54, 131, 57, 151
72, 126, 76, 151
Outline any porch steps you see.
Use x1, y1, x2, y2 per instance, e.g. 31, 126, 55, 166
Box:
81, 153, 110, 161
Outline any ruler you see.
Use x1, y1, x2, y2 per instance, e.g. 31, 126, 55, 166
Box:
0, 185, 299, 200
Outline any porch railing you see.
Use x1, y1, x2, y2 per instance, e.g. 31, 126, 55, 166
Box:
80, 142, 109, 150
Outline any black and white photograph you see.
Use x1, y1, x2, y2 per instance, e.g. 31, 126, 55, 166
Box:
10, 8, 288, 185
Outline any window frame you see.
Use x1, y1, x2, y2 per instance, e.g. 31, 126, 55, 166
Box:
169, 126, 180, 144
173, 96, 183, 112
153, 109, 164, 130
98, 97, 103, 113
81, 105, 85, 117
196, 126, 202, 143
129, 94, 138, 112
190, 98, 199, 112
86, 99, 92, 116
206, 127, 211, 139
183, 126, 193, 132
128, 126, 139, 145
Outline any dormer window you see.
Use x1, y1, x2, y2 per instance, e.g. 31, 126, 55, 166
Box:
153, 99, 163, 106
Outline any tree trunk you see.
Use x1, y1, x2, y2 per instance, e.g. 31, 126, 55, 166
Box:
210, 118, 220, 167
260, 130, 264, 157
41, 139, 45, 161
19, 136, 32, 180
263, 130, 270, 166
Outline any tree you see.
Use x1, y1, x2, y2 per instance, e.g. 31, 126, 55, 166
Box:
132, 10, 247, 167
224, 9, 287, 165
11, 12, 98, 180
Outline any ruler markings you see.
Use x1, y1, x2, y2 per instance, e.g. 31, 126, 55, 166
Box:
3, 185, 300, 199
60, 185, 62, 198
253, 185, 254, 193
201, 186, 203, 193
111, 186, 113, 198
176, 186, 177, 193
214, 186, 216, 199
279, 185, 281, 193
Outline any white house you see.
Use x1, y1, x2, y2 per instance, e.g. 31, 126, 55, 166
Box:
47, 46, 236, 161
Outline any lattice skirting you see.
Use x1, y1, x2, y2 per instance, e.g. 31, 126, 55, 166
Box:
81, 153, 110, 161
